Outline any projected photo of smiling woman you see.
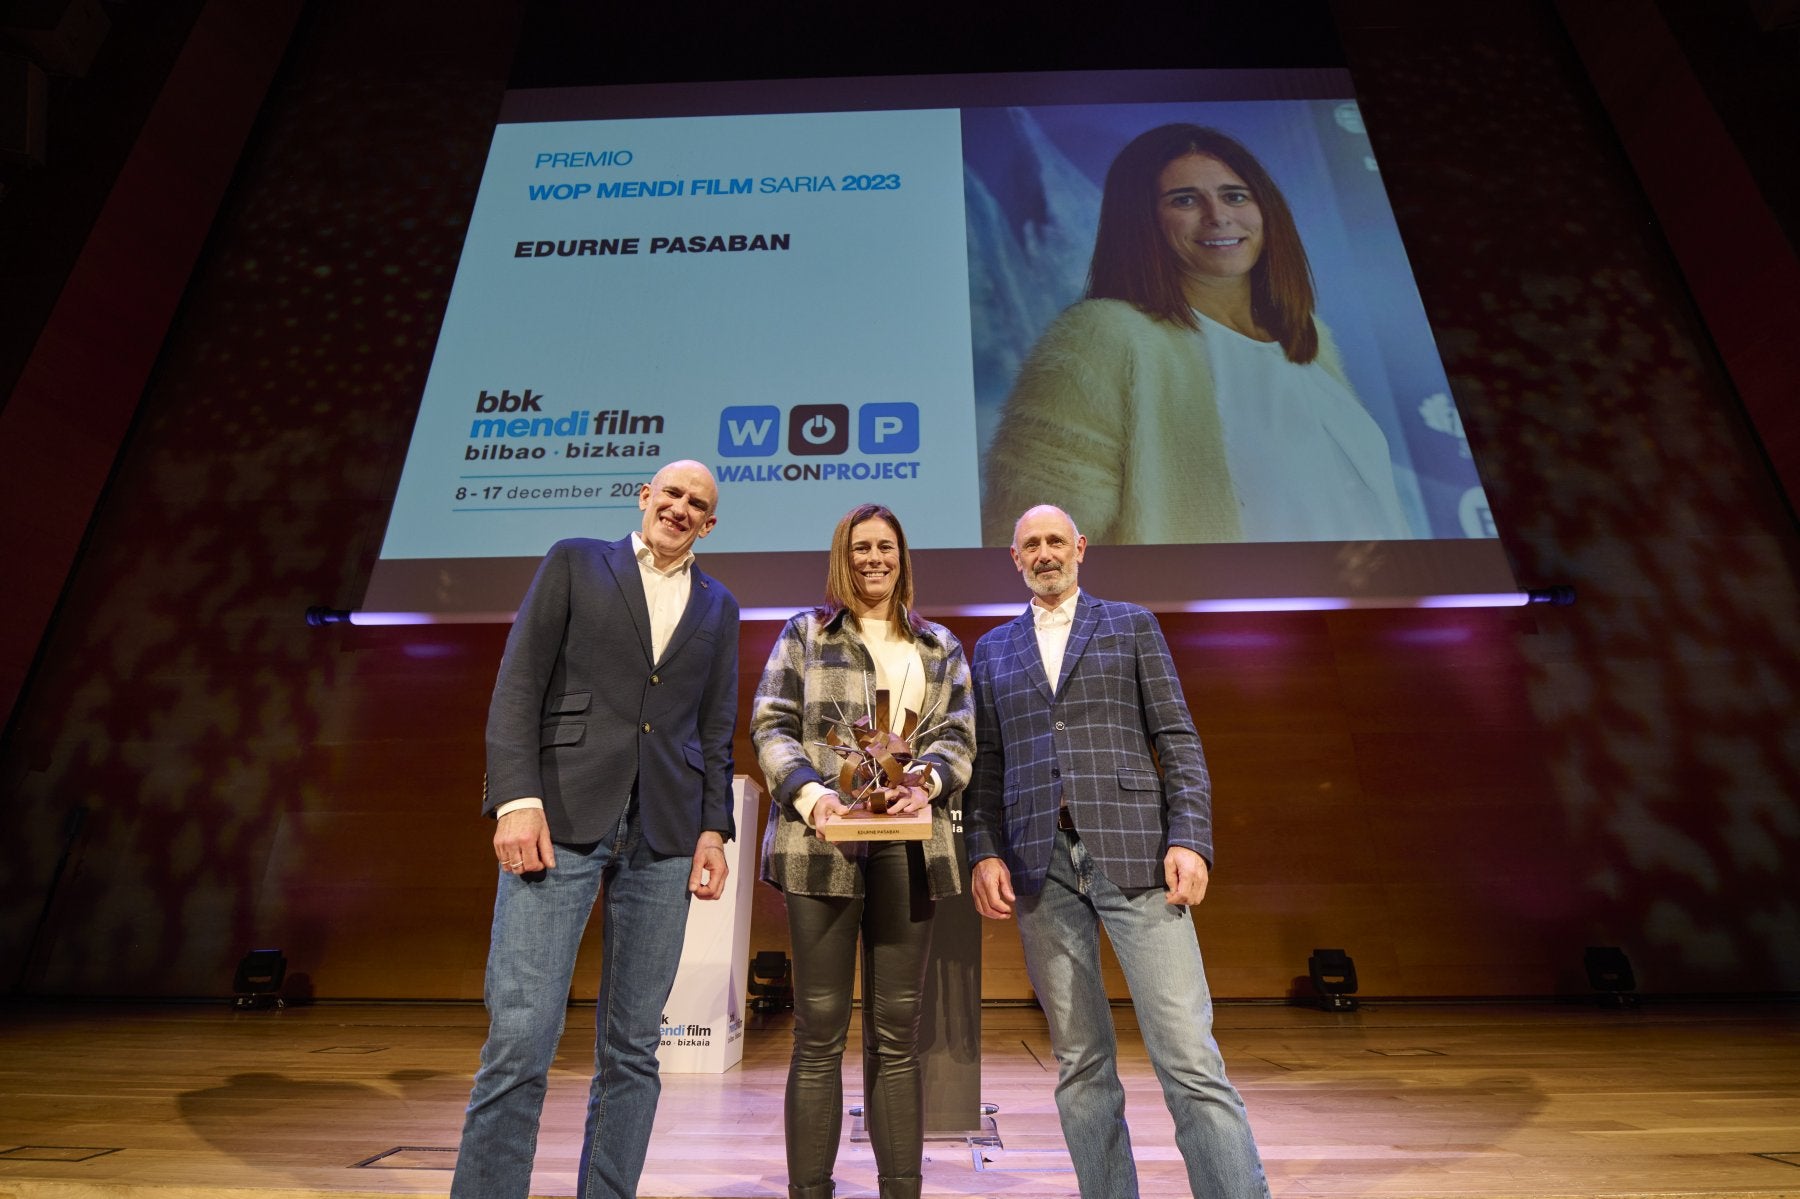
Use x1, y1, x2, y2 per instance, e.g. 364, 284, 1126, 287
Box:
979, 123, 1413, 547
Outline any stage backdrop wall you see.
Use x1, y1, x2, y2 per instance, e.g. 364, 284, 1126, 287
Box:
3, 0, 1799, 1002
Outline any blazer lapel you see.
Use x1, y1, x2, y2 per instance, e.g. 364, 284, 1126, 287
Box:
1006, 609, 1055, 706
1054, 593, 1100, 695
602, 538, 655, 665
656, 567, 717, 668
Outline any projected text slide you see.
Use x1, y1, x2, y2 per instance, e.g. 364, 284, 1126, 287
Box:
378, 107, 979, 561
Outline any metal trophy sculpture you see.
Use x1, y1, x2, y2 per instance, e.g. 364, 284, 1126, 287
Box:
815, 686, 941, 841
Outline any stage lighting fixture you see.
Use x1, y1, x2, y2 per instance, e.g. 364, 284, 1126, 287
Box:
1526, 585, 1577, 606
1583, 946, 1638, 1007
747, 949, 793, 1012
1308, 948, 1359, 1011
233, 948, 287, 1010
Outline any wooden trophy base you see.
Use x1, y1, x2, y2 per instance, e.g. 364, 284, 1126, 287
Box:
818, 805, 932, 842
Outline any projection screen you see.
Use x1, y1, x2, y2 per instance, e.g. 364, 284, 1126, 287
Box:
361, 68, 1514, 621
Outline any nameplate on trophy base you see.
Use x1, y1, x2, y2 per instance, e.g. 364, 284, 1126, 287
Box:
819, 806, 932, 842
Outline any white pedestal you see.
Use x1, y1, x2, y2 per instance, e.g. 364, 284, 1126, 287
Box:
656, 775, 761, 1073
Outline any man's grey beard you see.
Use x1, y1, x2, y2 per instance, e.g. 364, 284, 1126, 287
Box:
1027, 564, 1076, 598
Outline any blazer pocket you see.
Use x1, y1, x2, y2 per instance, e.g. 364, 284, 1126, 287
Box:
1117, 768, 1161, 792
541, 722, 584, 748
682, 740, 706, 773
546, 690, 591, 716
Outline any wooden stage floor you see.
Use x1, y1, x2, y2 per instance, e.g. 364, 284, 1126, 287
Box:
1, 998, 1797, 1199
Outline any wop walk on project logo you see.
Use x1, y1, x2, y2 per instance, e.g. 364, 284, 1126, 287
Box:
716, 403, 920, 457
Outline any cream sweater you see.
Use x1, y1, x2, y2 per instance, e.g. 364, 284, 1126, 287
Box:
980, 298, 1356, 546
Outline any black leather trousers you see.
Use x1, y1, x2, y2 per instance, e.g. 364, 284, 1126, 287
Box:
782, 840, 935, 1199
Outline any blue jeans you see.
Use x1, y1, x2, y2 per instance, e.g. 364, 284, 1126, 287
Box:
1015, 829, 1269, 1199
452, 806, 693, 1199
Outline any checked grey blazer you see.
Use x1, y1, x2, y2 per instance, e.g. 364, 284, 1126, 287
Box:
965, 591, 1213, 895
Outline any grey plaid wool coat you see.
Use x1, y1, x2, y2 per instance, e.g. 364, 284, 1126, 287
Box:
752, 607, 975, 899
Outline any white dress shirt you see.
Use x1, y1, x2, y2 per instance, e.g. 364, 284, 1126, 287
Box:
1032, 587, 1079, 695
632, 530, 694, 663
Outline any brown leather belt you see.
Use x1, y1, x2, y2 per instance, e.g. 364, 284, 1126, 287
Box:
1057, 806, 1077, 833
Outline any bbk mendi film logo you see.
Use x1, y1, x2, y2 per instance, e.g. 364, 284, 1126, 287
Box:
659, 1012, 712, 1045
464, 388, 664, 461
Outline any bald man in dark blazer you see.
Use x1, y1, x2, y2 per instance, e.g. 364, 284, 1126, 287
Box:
966, 504, 1268, 1199
453, 459, 739, 1199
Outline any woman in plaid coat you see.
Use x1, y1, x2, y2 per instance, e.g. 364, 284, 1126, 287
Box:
752, 502, 976, 1199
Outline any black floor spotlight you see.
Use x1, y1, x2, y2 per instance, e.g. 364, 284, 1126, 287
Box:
1583, 946, 1639, 1008
1308, 948, 1360, 1012
747, 949, 793, 1013
233, 948, 288, 1010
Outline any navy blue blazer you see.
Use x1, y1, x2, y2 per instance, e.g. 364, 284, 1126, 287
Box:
965, 591, 1213, 894
484, 536, 739, 854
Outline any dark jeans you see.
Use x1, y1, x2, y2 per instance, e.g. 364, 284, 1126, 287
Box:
782, 840, 935, 1199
